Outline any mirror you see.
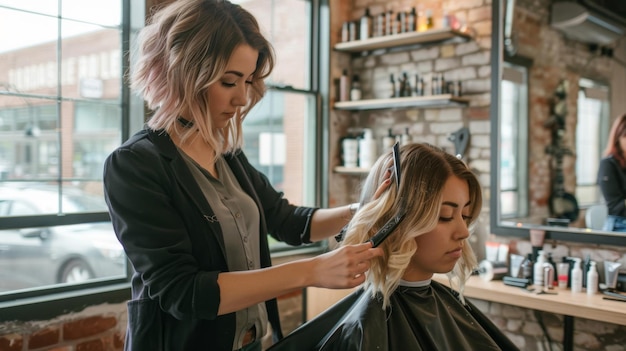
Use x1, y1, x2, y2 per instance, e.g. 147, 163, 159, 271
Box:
490, 0, 626, 246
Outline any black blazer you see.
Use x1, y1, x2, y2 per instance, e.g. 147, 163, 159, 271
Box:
598, 156, 626, 217
104, 128, 317, 351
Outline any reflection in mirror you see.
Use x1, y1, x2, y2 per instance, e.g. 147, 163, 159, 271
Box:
490, 0, 626, 245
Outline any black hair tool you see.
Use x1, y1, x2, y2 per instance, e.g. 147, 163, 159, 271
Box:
368, 141, 406, 248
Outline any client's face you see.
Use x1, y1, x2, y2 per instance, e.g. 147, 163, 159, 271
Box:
404, 175, 472, 281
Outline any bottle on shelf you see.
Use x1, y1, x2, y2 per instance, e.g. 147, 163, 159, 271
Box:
339, 69, 349, 102
341, 21, 350, 42
341, 133, 358, 168
587, 261, 598, 295
582, 254, 591, 288
533, 250, 546, 288
350, 74, 362, 101
398, 10, 407, 33
407, 7, 417, 32
426, 9, 434, 29
385, 10, 394, 36
521, 253, 534, 281
547, 252, 558, 287
570, 258, 583, 293
414, 74, 424, 96
360, 8, 373, 40
375, 12, 385, 37
358, 128, 377, 169
349, 21, 358, 41
557, 257, 570, 289
401, 127, 411, 146
401, 72, 411, 97
382, 128, 396, 151
389, 73, 397, 98
393, 12, 402, 35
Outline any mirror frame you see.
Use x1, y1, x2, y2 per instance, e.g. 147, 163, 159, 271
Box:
488, 0, 625, 246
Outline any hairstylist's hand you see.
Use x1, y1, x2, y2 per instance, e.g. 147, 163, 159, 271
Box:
309, 242, 383, 289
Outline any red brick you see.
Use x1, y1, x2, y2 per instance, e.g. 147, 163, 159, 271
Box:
0, 334, 23, 351
28, 327, 60, 349
76, 339, 104, 351
113, 331, 125, 349
63, 316, 117, 340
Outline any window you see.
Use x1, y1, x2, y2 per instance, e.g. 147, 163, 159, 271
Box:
0, 0, 131, 315
499, 62, 529, 218
234, 0, 328, 254
575, 78, 610, 205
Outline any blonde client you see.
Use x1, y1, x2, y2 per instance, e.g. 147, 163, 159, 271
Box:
270, 143, 519, 351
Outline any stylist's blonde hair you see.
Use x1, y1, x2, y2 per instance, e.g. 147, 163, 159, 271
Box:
341, 143, 481, 308
130, 0, 274, 157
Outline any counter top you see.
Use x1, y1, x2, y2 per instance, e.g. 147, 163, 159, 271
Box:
433, 275, 626, 326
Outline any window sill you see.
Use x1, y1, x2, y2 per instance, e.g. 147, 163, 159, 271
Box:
0, 283, 130, 322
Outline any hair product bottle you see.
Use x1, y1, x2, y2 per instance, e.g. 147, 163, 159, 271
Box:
360, 8, 373, 40
341, 133, 358, 168
571, 258, 583, 293
350, 74, 362, 101
339, 69, 349, 102
382, 128, 396, 150
358, 128, 377, 169
521, 253, 534, 281
587, 261, 598, 295
533, 250, 546, 288
389, 74, 397, 98
557, 257, 570, 289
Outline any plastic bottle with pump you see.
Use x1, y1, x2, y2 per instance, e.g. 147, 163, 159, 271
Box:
358, 128, 377, 169
587, 261, 598, 295
571, 258, 583, 293
533, 250, 546, 288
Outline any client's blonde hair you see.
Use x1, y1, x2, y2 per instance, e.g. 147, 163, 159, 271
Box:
341, 143, 481, 308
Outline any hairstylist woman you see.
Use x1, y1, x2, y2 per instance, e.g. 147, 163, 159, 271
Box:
598, 113, 626, 232
103, 1, 383, 350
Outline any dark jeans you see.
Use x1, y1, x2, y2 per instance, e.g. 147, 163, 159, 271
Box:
603, 215, 626, 232
238, 340, 261, 351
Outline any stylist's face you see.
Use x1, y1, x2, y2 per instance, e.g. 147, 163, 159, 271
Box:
207, 44, 258, 129
404, 176, 472, 281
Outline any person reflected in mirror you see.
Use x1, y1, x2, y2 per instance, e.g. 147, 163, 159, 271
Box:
102, 1, 384, 350
598, 113, 626, 232
269, 143, 520, 351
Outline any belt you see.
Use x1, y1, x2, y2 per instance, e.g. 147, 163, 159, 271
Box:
242, 325, 256, 347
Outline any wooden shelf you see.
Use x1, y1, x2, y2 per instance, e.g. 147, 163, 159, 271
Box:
334, 94, 469, 111
334, 28, 470, 53
334, 166, 370, 175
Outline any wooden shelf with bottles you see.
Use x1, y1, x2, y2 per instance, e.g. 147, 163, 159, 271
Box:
334, 28, 470, 53
334, 94, 469, 111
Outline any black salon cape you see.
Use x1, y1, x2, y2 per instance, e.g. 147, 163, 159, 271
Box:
269, 280, 519, 351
